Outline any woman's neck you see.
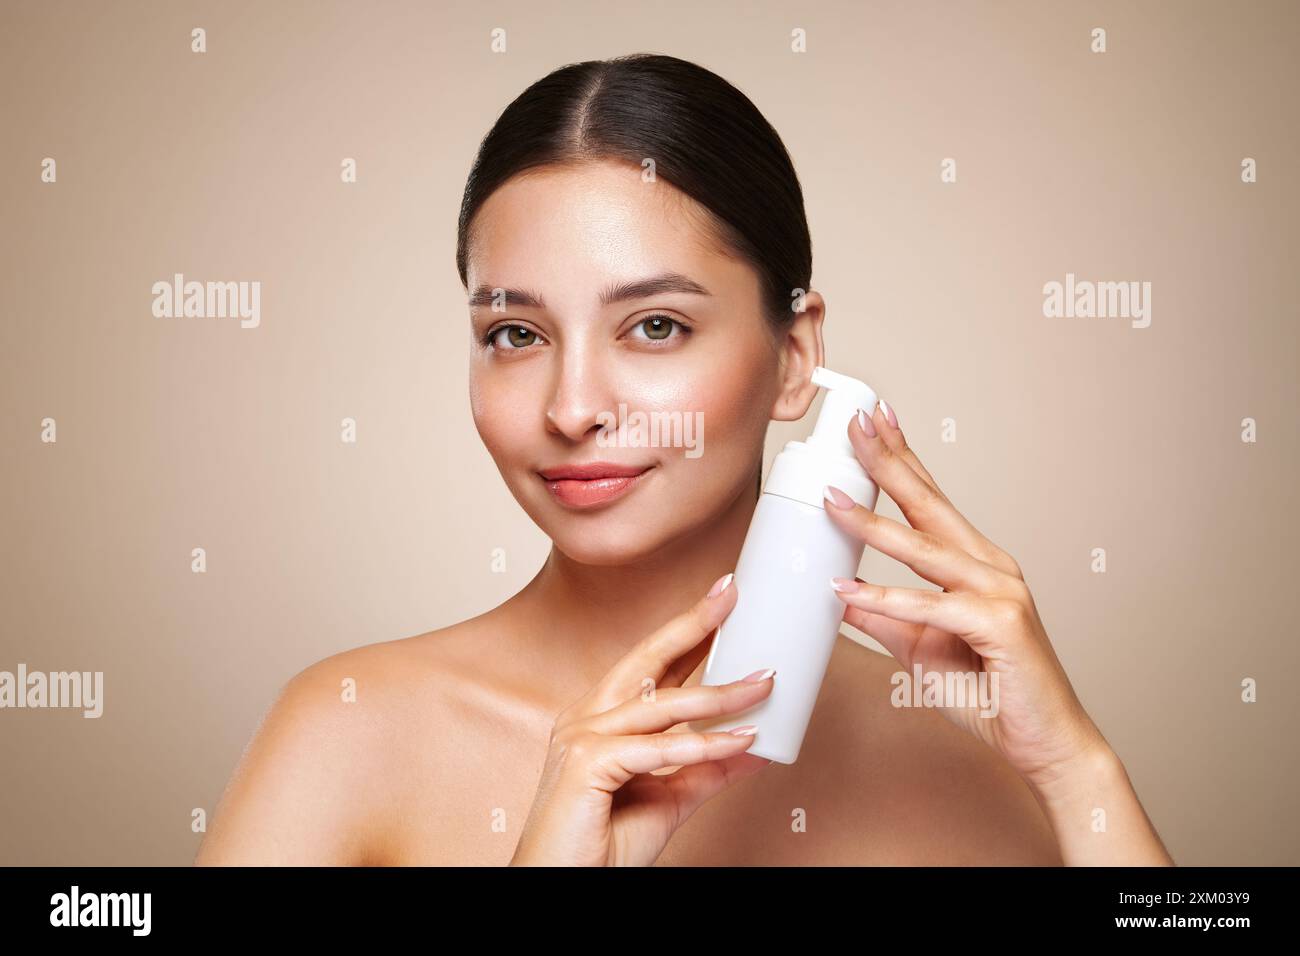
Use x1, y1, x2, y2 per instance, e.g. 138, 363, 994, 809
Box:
511, 482, 760, 689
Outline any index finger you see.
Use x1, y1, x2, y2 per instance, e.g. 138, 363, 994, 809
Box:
585, 573, 737, 714
875, 399, 941, 493
850, 405, 1016, 575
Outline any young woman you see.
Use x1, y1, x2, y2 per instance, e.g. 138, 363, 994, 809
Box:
195, 53, 1173, 867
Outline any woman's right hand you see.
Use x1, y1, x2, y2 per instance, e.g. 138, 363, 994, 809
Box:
509, 572, 775, 866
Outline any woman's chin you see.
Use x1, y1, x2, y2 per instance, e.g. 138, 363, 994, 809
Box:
550, 524, 672, 567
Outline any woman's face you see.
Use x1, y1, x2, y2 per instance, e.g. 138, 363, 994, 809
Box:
465, 159, 786, 566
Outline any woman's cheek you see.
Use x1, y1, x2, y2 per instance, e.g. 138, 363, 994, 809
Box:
469, 386, 528, 468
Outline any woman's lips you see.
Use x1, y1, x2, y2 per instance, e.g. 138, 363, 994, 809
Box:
538, 465, 654, 508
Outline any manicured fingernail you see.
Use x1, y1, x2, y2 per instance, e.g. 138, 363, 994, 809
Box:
728, 724, 758, 736
823, 485, 855, 510
878, 399, 898, 428
830, 577, 860, 593
857, 407, 877, 438
741, 668, 776, 683
707, 572, 734, 598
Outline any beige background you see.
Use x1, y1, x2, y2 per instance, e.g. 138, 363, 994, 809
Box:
1, 0, 1296, 865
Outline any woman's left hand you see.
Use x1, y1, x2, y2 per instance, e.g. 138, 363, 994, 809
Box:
823, 399, 1108, 795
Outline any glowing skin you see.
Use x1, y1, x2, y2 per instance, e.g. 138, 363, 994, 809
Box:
466, 159, 799, 570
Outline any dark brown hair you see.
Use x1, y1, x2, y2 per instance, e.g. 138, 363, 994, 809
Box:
456, 53, 812, 331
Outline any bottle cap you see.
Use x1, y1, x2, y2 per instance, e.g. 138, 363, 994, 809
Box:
761, 366, 880, 510
808, 366, 879, 458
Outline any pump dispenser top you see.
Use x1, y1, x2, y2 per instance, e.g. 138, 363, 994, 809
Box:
807, 366, 880, 460
761, 366, 880, 510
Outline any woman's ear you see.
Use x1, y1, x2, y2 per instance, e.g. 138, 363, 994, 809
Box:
769, 290, 826, 422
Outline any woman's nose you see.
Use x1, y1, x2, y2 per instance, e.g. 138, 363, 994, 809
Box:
543, 356, 617, 443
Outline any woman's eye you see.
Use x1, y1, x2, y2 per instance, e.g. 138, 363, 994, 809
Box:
631, 314, 688, 344
485, 325, 541, 350
483, 316, 688, 351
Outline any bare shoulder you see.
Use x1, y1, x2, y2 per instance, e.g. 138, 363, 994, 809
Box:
194, 614, 506, 866
791, 635, 1062, 864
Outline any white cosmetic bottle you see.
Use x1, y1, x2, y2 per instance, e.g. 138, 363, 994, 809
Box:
695, 366, 880, 764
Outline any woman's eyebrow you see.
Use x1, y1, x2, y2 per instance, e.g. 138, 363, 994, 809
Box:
599, 272, 712, 305
467, 272, 711, 311
467, 285, 544, 310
